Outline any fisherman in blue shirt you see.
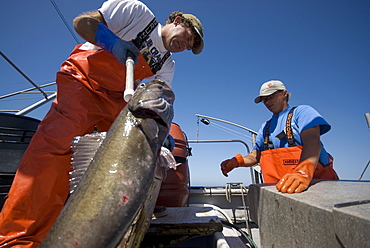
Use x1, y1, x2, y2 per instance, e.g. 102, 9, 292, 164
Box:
221, 80, 339, 193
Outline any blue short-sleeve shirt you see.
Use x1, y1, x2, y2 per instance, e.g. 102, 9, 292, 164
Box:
254, 105, 331, 165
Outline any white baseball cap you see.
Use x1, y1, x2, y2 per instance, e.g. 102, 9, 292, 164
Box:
254, 80, 286, 103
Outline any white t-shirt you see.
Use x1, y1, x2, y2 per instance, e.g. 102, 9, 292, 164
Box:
81, 0, 175, 86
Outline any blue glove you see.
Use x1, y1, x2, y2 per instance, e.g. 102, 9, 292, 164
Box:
95, 22, 139, 64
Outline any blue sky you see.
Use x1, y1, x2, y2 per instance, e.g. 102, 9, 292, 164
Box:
1, 0, 369, 186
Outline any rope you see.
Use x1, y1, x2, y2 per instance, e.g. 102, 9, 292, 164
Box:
225, 183, 253, 240
0, 52, 48, 99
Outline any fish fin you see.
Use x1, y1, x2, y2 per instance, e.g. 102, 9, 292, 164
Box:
158, 147, 177, 170
157, 147, 177, 181
69, 132, 106, 194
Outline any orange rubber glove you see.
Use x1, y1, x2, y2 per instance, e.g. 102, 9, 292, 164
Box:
276, 160, 315, 193
220, 154, 244, 177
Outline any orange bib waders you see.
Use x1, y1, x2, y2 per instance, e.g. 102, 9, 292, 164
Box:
260, 146, 338, 183
260, 107, 339, 183
0, 46, 154, 248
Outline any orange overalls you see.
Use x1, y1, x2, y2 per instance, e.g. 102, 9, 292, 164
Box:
259, 107, 339, 183
0, 46, 154, 248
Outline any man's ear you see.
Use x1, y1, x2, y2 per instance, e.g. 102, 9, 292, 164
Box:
173, 16, 182, 25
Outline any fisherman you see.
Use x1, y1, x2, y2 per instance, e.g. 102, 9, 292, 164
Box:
220, 80, 339, 193
0, 0, 204, 247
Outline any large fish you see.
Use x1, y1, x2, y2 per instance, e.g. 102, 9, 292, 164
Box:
41, 79, 175, 248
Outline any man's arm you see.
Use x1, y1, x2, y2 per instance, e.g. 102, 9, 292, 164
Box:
73, 11, 106, 45
73, 10, 139, 64
276, 125, 321, 193
299, 125, 321, 165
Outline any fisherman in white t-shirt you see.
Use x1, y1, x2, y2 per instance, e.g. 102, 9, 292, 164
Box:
0, 0, 204, 246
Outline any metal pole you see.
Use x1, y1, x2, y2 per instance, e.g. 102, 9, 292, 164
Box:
358, 113, 370, 180
358, 160, 370, 180
196, 114, 257, 135
0, 82, 56, 100
365, 113, 370, 130
15, 93, 57, 116
195, 114, 261, 184
188, 139, 257, 184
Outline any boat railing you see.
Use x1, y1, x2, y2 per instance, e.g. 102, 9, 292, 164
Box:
188, 139, 263, 184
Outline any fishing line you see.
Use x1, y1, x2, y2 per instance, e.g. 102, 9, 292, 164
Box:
0, 51, 48, 99
196, 118, 200, 142
0, 96, 50, 101
196, 116, 253, 144
208, 122, 252, 142
50, 0, 81, 44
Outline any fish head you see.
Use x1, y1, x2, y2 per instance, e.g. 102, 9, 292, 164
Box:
128, 80, 175, 128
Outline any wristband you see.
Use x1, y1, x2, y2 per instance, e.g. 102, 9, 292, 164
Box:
234, 154, 244, 167
95, 22, 120, 53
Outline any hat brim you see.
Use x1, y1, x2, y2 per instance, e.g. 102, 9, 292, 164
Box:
254, 96, 262, 103
192, 27, 204, 55
254, 89, 283, 103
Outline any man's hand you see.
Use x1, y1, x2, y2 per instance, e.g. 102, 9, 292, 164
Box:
95, 22, 139, 64
276, 160, 315, 193
220, 154, 244, 177
111, 40, 139, 65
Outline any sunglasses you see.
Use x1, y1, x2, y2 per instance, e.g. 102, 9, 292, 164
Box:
261, 90, 283, 102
